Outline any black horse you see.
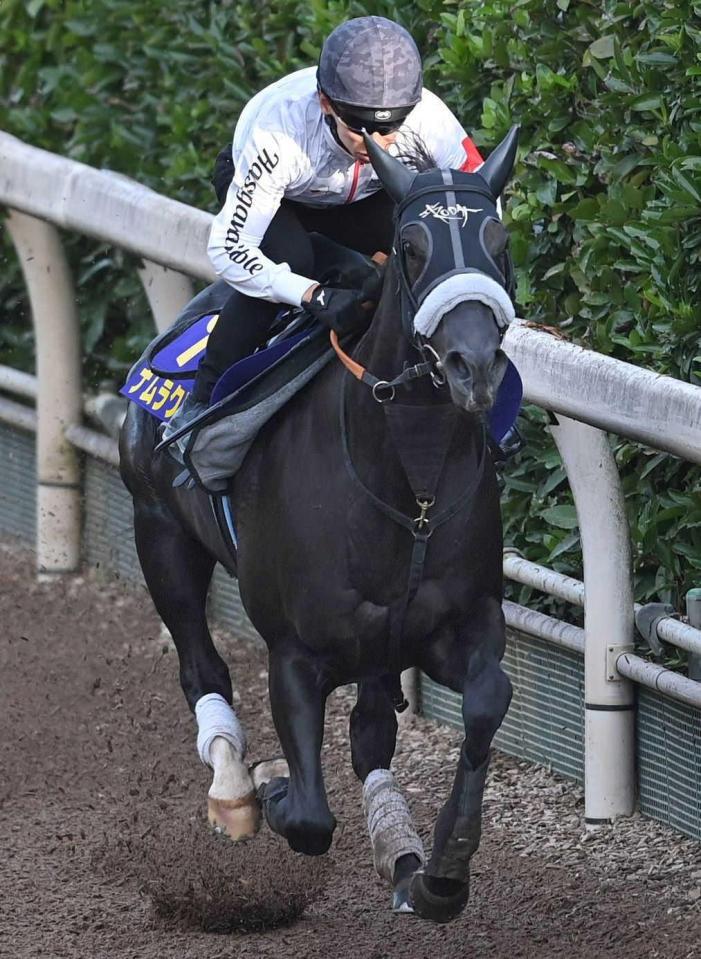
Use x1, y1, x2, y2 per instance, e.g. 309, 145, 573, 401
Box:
119, 126, 519, 923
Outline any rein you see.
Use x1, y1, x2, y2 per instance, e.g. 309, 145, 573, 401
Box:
330, 330, 437, 402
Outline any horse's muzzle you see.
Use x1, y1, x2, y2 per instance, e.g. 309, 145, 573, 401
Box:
442, 348, 508, 413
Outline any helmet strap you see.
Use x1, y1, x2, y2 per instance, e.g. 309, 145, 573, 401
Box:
322, 111, 353, 157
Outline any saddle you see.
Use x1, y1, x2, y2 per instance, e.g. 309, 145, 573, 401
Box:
120, 237, 390, 492
121, 293, 335, 492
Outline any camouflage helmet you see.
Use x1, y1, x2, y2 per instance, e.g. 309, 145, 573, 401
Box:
318, 17, 423, 130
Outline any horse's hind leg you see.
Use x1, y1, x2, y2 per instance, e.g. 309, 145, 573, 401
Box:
133, 500, 258, 838
260, 644, 336, 855
412, 597, 512, 923
350, 678, 424, 913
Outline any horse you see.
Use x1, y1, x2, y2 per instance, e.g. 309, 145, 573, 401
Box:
119, 125, 520, 923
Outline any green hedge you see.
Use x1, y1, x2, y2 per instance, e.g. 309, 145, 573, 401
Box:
1, 1, 699, 631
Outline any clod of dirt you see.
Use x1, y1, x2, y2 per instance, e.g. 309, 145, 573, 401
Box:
97, 812, 332, 934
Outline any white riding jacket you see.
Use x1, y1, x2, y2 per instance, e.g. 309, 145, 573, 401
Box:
208, 67, 483, 307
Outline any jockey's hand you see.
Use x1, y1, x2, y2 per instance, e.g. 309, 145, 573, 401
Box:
359, 259, 384, 305
310, 234, 385, 304
304, 285, 371, 337
318, 258, 384, 306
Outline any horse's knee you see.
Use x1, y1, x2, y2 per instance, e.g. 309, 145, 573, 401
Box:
462, 663, 511, 765
350, 679, 398, 782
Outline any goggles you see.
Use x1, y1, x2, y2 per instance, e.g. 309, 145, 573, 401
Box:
329, 98, 412, 137
336, 113, 400, 137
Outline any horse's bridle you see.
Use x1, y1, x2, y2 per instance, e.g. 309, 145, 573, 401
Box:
331, 173, 513, 402
334, 173, 514, 692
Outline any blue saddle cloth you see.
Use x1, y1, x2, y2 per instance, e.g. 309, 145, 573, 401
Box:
488, 358, 522, 445
210, 328, 310, 405
120, 308, 309, 423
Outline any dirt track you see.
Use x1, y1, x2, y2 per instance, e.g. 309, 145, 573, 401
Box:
2, 541, 700, 959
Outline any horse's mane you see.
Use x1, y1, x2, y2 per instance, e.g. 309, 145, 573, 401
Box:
394, 131, 437, 173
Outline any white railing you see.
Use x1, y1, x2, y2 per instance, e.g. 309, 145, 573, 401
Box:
2, 130, 700, 827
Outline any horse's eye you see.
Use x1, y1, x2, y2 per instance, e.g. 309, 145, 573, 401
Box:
402, 240, 416, 259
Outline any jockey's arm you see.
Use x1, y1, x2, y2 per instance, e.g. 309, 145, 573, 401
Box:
207, 129, 317, 308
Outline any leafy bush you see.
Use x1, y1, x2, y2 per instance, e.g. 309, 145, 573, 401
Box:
1, 0, 699, 624
429, 0, 701, 615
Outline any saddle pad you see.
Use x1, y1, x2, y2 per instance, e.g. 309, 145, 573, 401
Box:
120, 310, 309, 424
488, 359, 522, 444
120, 312, 216, 422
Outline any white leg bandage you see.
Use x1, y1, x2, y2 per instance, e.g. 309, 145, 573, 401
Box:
363, 768, 425, 883
195, 692, 247, 767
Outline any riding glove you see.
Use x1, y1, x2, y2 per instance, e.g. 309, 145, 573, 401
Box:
305, 286, 371, 337
310, 234, 385, 303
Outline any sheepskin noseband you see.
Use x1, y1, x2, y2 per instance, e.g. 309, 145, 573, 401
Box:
413, 272, 516, 339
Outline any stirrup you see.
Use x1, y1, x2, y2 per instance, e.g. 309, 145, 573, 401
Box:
489, 425, 524, 465
159, 394, 208, 459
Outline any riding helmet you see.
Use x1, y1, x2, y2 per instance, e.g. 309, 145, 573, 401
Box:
317, 17, 423, 132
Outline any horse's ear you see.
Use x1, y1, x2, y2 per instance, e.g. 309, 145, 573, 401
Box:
363, 132, 415, 204
477, 124, 520, 198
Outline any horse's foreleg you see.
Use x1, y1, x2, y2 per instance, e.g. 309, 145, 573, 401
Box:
351, 679, 424, 912
133, 501, 257, 838
412, 601, 512, 923
261, 646, 336, 855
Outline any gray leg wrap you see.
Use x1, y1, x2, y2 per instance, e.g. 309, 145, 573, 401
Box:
195, 692, 247, 766
363, 768, 425, 883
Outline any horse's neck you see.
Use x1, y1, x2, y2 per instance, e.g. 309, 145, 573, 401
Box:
355, 270, 422, 388
345, 273, 479, 510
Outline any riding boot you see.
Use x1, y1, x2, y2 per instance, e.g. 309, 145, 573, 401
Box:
194, 290, 280, 404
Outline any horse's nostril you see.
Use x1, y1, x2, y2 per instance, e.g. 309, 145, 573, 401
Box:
449, 354, 472, 383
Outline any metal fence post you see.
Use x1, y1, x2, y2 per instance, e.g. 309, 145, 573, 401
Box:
686, 590, 701, 681
549, 415, 636, 823
5, 209, 82, 578
138, 260, 194, 333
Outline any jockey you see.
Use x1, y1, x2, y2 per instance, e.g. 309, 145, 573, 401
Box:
165, 15, 484, 439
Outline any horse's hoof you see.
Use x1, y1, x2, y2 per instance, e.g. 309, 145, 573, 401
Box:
391, 874, 415, 914
409, 870, 470, 924
207, 792, 260, 840
250, 757, 290, 794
